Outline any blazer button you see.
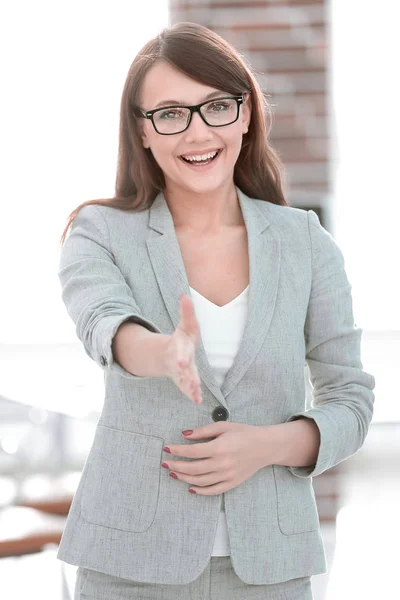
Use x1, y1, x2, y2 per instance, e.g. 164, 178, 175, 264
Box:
212, 406, 229, 422
100, 355, 108, 366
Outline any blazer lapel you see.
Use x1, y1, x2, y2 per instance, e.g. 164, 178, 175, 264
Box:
146, 186, 281, 405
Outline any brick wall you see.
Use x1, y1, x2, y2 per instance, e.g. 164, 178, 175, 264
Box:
169, 0, 330, 223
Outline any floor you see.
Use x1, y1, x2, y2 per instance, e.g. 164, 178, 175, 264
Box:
0, 423, 398, 599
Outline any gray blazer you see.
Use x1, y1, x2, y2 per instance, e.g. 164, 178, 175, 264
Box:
56, 185, 375, 585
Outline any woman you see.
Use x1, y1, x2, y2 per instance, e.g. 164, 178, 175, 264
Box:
58, 21, 375, 600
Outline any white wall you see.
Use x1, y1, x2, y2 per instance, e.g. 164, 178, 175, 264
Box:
330, 0, 400, 331
0, 1, 169, 344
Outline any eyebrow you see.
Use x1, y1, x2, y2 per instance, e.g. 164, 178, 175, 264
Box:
153, 91, 227, 109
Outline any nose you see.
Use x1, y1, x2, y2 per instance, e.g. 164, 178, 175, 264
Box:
184, 109, 212, 139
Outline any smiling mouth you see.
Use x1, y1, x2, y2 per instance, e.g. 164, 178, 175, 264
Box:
178, 149, 222, 164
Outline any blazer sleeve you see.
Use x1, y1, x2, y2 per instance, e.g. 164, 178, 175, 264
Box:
285, 209, 376, 478
58, 204, 163, 380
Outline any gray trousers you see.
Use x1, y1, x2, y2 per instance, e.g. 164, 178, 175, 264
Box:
74, 557, 313, 599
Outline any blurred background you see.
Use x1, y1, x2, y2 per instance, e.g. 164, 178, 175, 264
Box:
0, 1, 399, 598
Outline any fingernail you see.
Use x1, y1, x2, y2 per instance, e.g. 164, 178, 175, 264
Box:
182, 430, 193, 436
163, 447, 171, 453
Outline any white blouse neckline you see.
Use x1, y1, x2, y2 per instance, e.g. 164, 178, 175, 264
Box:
189, 284, 249, 309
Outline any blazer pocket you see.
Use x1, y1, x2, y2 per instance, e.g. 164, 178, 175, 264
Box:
80, 425, 164, 532
272, 465, 320, 535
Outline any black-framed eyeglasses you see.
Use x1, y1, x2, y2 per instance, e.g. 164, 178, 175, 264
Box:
134, 93, 250, 135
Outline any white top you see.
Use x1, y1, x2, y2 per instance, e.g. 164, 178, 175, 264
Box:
188, 283, 250, 556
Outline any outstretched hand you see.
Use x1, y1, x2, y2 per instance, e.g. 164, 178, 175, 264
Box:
162, 294, 203, 404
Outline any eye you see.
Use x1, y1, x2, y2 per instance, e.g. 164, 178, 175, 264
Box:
207, 101, 230, 112
159, 109, 185, 120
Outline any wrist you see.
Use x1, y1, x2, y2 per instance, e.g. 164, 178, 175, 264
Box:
112, 323, 171, 378
274, 418, 320, 468
156, 334, 173, 378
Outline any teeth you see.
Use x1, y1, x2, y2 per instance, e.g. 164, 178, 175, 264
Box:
181, 150, 218, 162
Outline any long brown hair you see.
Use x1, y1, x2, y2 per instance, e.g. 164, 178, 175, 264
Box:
59, 21, 288, 245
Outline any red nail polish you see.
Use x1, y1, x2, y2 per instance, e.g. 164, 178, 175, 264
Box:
163, 447, 171, 453
182, 430, 193, 436
189, 489, 196, 494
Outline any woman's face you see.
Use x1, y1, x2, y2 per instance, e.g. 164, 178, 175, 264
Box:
137, 60, 251, 195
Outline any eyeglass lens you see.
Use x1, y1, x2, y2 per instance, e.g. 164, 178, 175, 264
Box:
153, 98, 239, 134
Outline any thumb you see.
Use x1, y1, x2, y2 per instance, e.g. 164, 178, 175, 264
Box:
182, 421, 226, 439
179, 294, 199, 338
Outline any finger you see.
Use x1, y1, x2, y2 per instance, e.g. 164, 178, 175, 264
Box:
176, 332, 192, 367
170, 471, 220, 487
189, 363, 202, 401
168, 459, 215, 476
177, 340, 198, 384
188, 481, 229, 495
174, 336, 202, 401
177, 358, 199, 401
